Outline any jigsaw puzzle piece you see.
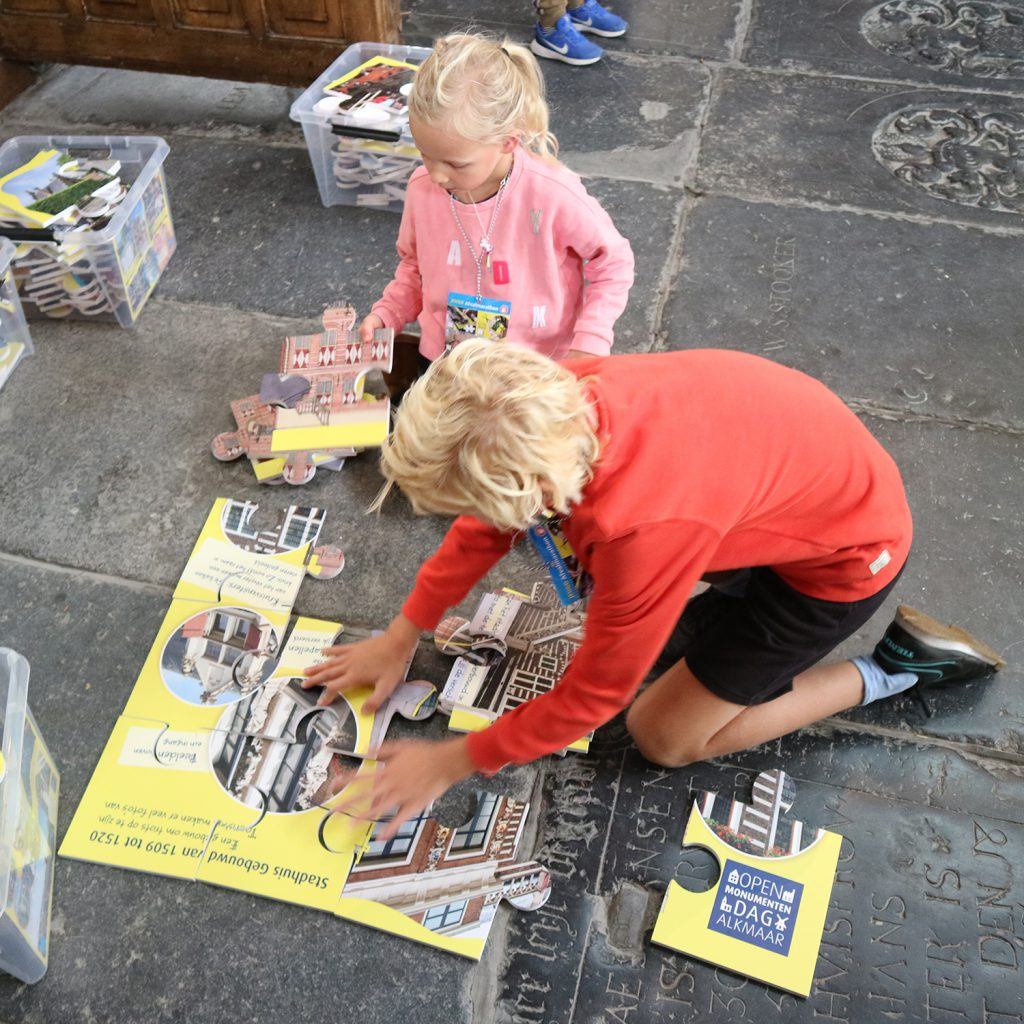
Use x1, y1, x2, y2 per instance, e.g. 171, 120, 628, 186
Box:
650, 769, 843, 998
198, 618, 437, 759
58, 715, 263, 882
434, 585, 591, 753
335, 790, 551, 960
195, 730, 377, 911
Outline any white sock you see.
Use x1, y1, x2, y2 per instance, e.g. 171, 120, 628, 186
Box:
853, 655, 918, 706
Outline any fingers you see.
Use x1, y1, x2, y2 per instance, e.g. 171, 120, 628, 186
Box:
376, 800, 424, 843
363, 678, 398, 715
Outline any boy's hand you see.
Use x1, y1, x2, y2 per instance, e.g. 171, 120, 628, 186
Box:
302, 614, 420, 713
335, 737, 476, 841
360, 313, 386, 344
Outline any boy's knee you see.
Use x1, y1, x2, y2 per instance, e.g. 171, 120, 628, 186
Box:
625, 704, 702, 768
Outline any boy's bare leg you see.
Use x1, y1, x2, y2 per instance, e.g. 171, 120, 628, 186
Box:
625, 658, 865, 768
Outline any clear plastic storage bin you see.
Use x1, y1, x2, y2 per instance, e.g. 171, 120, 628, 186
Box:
0, 649, 59, 984
0, 238, 32, 392
0, 135, 176, 327
290, 43, 432, 214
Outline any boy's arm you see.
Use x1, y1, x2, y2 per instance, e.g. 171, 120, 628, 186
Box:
464, 522, 720, 773
564, 195, 635, 356
402, 516, 519, 632
371, 195, 424, 331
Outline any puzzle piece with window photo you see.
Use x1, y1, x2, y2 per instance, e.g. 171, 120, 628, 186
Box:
651, 769, 843, 997
211, 304, 394, 485
434, 581, 592, 754
334, 788, 553, 960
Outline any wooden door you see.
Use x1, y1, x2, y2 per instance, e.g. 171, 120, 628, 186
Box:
0, 0, 403, 87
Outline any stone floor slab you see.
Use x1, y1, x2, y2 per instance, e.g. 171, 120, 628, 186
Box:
0, 65, 300, 143
744, 0, 1024, 92
0, 300, 540, 630
696, 69, 1024, 229
586, 755, 1024, 1024
401, 0, 743, 60
661, 196, 1024, 427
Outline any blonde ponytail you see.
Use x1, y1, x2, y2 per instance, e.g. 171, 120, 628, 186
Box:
410, 33, 560, 163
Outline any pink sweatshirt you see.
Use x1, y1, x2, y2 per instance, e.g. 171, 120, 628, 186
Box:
371, 148, 635, 359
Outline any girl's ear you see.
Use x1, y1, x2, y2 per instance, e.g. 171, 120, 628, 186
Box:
500, 135, 520, 154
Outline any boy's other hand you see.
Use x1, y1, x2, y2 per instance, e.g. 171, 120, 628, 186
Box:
334, 737, 476, 841
301, 615, 420, 713
360, 313, 386, 343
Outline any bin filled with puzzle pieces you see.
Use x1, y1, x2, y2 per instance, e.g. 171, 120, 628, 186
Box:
290, 42, 432, 213
0, 648, 60, 984
0, 237, 33, 392
0, 135, 176, 326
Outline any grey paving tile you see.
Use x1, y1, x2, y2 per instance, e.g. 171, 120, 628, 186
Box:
661, 196, 1024, 427
744, 0, 1024, 91
0, 561, 476, 1024
402, 0, 743, 60
696, 69, 1024, 229
0, 300, 541, 631
0, 65, 300, 142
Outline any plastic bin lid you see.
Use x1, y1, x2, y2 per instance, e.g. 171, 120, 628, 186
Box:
289, 43, 432, 128
0, 648, 30, 918
0, 135, 170, 247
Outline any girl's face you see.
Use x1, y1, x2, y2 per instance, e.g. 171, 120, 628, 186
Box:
410, 116, 516, 196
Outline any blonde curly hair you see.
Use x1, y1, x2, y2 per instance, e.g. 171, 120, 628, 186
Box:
409, 32, 559, 162
373, 342, 599, 531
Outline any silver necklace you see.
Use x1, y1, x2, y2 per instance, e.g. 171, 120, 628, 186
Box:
449, 168, 512, 300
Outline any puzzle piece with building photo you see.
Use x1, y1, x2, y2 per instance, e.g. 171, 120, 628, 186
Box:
434, 581, 592, 754
650, 769, 843, 997
211, 304, 394, 486
334, 788, 553, 960
187, 616, 437, 756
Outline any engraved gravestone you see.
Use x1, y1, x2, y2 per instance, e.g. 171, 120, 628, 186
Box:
872, 106, 1024, 214
862, 0, 1024, 78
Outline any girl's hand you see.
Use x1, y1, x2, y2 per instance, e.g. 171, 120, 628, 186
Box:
302, 615, 420, 713
337, 737, 476, 840
360, 313, 386, 344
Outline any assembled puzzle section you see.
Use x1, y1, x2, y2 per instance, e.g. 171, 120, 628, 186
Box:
434, 582, 592, 754
58, 498, 554, 957
290, 42, 431, 213
0, 238, 32, 392
651, 769, 843, 997
212, 304, 394, 486
0, 135, 175, 326
0, 649, 60, 985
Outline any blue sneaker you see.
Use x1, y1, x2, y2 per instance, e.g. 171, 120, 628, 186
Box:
569, 0, 629, 37
531, 14, 604, 65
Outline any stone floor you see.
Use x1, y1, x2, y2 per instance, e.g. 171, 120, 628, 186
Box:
0, 0, 1022, 1020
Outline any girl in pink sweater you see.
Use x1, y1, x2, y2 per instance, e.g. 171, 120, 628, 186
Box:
360, 33, 635, 361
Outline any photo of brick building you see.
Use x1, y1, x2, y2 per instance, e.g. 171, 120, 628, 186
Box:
342, 792, 551, 940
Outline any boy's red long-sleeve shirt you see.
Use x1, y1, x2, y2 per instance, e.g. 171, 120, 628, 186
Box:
402, 351, 913, 774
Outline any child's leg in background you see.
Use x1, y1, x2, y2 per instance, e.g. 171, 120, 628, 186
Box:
534, 0, 583, 28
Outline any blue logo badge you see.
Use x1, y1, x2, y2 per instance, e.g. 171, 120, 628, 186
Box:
708, 859, 803, 956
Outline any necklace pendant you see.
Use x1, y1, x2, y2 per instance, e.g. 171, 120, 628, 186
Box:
486, 252, 492, 270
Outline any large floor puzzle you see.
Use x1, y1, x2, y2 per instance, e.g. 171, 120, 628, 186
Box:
59, 499, 552, 959
651, 769, 842, 996
434, 581, 592, 754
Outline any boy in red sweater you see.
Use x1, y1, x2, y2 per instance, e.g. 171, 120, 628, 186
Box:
305, 343, 1003, 836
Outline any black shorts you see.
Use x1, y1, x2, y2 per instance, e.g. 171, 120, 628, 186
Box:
660, 565, 905, 706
